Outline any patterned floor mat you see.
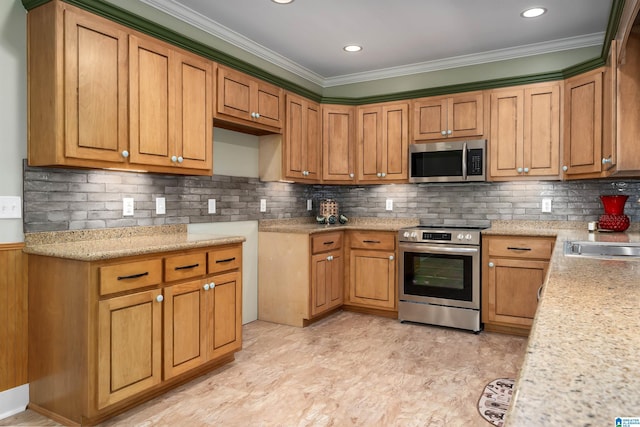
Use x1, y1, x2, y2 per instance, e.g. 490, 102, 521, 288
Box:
478, 378, 515, 426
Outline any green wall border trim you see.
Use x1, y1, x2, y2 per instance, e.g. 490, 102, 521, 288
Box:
22, 0, 624, 105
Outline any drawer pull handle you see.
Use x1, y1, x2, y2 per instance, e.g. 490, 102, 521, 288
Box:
507, 247, 532, 251
363, 240, 381, 244
175, 263, 200, 271
537, 285, 543, 302
117, 272, 149, 280
323, 241, 335, 245
215, 257, 236, 264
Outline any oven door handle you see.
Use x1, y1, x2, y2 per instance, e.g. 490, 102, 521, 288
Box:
399, 243, 479, 255
462, 142, 468, 181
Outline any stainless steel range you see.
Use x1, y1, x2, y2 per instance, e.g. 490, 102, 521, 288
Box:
398, 225, 485, 332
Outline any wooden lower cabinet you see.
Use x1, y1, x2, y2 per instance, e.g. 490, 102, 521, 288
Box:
28, 243, 242, 425
344, 231, 397, 315
258, 231, 343, 327
482, 235, 554, 335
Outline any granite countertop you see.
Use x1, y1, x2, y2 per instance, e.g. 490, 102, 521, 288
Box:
23, 225, 246, 261
258, 217, 420, 234
486, 221, 640, 426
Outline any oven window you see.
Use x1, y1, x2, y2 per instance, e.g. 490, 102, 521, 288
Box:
403, 252, 473, 301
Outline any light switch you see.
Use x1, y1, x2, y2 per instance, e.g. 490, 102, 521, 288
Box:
307, 199, 312, 211
156, 197, 166, 215
260, 199, 267, 212
386, 199, 393, 211
123, 198, 134, 216
541, 198, 552, 213
208, 199, 216, 214
0, 196, 22, 219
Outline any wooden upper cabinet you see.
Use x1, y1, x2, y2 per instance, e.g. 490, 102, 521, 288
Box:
28, 2, 129, 167
563, 69, 604, 178
215, 65, 283, 133
27, 1, 213, 175
413, 92, 484, 141
357, 102, 409, 183
489, 83, 560, 180
129, 35, 213, 172
284, 93, 321, 181
322, 104, 356, 183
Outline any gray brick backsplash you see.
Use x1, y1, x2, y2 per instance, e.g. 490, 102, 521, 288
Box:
22, 161, 640, 232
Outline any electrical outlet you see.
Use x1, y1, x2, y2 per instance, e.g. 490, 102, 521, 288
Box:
156, 197, 166, 215
307, 199, 312, 211
386, 199, 393, 211
260, 199, 267, 212
123, 198, 134, 216
0, 196, 22, 219
541, 198, 552, 213
208, 199, 216, 214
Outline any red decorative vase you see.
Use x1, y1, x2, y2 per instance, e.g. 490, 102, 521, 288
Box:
599, 195, 630, 232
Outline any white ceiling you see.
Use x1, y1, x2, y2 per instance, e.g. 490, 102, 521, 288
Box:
139, 0, 613, 87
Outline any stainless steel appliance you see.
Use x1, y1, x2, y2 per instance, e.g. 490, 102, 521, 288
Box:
409, 139, 486, 183
398, 225, 484, 332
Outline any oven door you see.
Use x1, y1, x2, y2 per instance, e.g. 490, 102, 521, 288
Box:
399, 242, 480, 310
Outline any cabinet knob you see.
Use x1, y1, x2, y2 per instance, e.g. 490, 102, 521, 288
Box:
389, 255, 394, 261
349, 173, 354, 179
562, 165, 568, 172
381, 172, 386, 177
488, 262, 495, 268
210, 282, 216, 289
377, 172, 382, 178
121, 150, 129, 158
171, 155, 177, 163
523, 167, 529, 173
177, 156, 184, 163
602, 156, 613, 165
255, 112, 260, 119
156, 295, 164, 303
517, 167, 523, 173
203, 283, 210, 291
251, 112, 256, 118
441, 130, 447, 136
447, 130, 452, 135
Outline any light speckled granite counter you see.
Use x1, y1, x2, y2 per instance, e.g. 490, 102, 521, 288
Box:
258, 217, 420, 234
486, 221, 640, 426
24, 225, 245, 261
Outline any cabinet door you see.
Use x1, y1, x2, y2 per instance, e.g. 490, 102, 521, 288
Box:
207, 271, 242, 360
485, 258, 547, 327
490, 89, 524, 178
129, 35, 173, 167
563, 70, 603, 176
310, 251, 343, 317
64, 7, 128, 163
448, 93, 484, 138
357, 102, 409, 182
254, 80, 283, 129
322, 105, 356, 182
98, 289, 162, 409
174, 51, 213, 171
285, 94, 321, 181
163, 279, 207, 379
349, 249, 396, 310
524, 84, 560, 176
217, 66, 252, 123
413, 98, 448, 141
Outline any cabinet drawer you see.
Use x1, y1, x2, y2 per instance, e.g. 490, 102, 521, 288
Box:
100, 259, 163, 296
208, 245, 242, 274
311, 232, 343, 254
487, 236, 554, 259
164, 252, 207, 282
349, 231, 395, 251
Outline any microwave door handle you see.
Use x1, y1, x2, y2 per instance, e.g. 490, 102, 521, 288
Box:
461, 142, 468, 180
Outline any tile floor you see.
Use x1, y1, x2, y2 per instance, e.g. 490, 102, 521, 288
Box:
1, 311, 527, 426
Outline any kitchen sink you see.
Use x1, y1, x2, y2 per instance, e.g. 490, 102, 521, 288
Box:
563, 240, 640, 259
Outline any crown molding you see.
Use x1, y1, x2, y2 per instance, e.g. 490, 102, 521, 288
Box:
138, 0, 326, 87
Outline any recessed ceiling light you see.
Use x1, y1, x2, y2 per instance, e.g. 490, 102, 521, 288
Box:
521, 7, 547, 18
343, 45, 363, 53
271, 0, 294, 4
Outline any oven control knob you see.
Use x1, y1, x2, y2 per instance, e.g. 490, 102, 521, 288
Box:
457, 233, 464, 241
411, 232, 418, 239
465, 234, 473, 240
403, 231, 410, 238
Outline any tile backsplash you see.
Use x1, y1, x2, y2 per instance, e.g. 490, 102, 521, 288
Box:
23, 162, 640, 233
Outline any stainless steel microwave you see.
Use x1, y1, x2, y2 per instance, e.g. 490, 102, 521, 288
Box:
409, 140, 486, 183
